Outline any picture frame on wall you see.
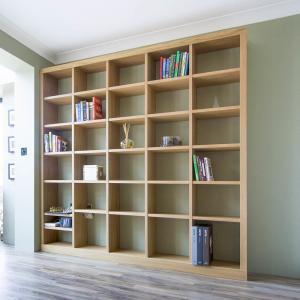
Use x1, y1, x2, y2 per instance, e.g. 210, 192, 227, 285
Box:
8, 109, 15, 127
8, 163, 15, 180
8, 136, 15, 153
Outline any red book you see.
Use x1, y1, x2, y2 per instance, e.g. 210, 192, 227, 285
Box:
159, 57, 163, 79
92, 96, 103, 119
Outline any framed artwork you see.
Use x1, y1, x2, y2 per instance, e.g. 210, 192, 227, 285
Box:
8, 136, 15, 153
8, 109, 15, 127
8, 163, 15, 180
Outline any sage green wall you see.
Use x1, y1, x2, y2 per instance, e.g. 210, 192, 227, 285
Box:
0, 29, 52, 251
247, 15, 300, 278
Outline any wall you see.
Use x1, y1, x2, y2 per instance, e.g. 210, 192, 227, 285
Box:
247, 15, 300, 278
1, 83, 15, 245
0, 30, 52, 251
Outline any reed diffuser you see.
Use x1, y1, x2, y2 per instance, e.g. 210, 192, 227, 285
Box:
120, 123, 134, 149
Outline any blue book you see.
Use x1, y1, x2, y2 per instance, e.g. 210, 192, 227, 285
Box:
166, 58, 169, 78
197, 226, 203, 265
184, 53, 189, 76
162, 58, 166, 79
192, 226, 198, 265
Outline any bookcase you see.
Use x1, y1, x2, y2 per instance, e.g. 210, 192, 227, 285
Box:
41, 28, 247, 280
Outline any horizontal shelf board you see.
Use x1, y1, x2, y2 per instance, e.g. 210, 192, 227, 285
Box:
109, 82, 145, 96
109, 211, 145, 217
148, 110, 189, 122
109, 148, 145, 154
109, 115, 145, 125
44, 122, 72, 130
44, 151, 72, 157
74, 119, 106, 128
44, 93, 72, 105
44, 226, 72, 232
74, 150, 106, 156
193, 144, 240, 151
148, 146, 189, 153
44, 180, 72, 184
211, 260, 240, 270
42, 241, 72, 248
148, 213, 189, 219
74, 180, 106, 184
193, 216, 240, 223
193, 181, 240, 185
148, 76, 189, 91
75, 209, 106, 214
193, 68, 240, 86
110, 249, 145, 257
148, 180, 189, 185
109, 180, 145, 184
150, 254, 189, 263
75, 245, 107, 252
193, 106, 240, 119
74, 88, 106, 98
44, 212, 72, 217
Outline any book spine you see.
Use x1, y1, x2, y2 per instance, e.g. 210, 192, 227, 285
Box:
159, 57, 163, 79
185, 52, 189, 76
192, 226, 199, 265
196, 156, 203, 181
203, 225, 212, 265
198, 226, 203, 265
86, 101, 90, 121
204, 157, 214, 181
201, 158, 207, 180
162, 58, 166, 79
80, 101, 84, 121
178, 52, 183, 77
48, 132, 52, 152
174, 51, 180, 77
44, 134, 49, 153
181, 52, 186, 77
166, 58, 170, 78
193, 154, 199, 181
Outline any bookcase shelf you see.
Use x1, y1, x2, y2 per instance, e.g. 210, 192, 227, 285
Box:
41, 28, 247, 280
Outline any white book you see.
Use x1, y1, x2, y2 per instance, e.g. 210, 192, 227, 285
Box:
204, 157, 214, 181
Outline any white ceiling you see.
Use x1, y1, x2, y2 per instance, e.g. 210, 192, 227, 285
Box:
0, 0, 299, 63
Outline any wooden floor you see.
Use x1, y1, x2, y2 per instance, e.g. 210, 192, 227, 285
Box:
0, 243, 299, 300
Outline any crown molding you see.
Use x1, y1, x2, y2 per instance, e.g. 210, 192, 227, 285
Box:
55, 0, 300, 64
1, 1, 299, 64
0, 13, 56, 63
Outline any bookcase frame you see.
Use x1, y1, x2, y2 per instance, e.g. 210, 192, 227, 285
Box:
41, 28, 247, 280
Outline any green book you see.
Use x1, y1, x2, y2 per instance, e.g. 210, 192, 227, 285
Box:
174, 50, 180, 77
193, 154, 199, 181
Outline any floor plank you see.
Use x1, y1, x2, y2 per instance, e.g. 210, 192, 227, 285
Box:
0, 243, 299, 300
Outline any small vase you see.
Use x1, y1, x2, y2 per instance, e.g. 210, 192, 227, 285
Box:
120, 138, 134, 149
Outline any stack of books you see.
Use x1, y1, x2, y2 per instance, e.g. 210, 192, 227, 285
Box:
44, 222, 60, 229
44, 132, 68, 153
159, 50, 189, 79
192, 225, 213, 266
83, 165, 103, 181
75, 96, 103, 122
192, 155, 214, 181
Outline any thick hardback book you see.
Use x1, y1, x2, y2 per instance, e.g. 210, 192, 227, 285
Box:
192, 226, 199, 265
92, 96, 103, 119
184, 52, 189, 76
197, 226, 203, 265
174, 50, 180, 77
203, 225, 213, 266
193, 154, 199, 181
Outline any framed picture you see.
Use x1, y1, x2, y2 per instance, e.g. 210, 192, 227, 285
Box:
8, 163, 15, 180
8, 136, 15, 153
8, 109, 15, 127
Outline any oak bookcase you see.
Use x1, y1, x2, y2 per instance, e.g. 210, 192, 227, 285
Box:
41, 28, 247, 280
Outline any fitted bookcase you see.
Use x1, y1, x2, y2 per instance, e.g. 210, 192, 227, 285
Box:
41, 28, 247, 280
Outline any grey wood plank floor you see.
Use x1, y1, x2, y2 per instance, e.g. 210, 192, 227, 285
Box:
0, 243, 299, 300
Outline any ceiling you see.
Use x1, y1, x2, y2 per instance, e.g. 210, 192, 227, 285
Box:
0, 0, 299, 63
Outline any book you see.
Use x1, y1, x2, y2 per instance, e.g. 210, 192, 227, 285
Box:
181, 52, 186, 77
184, 52, 189, 76
174, 50, 180, 77
178, 52, 183, 77
204, 157, 214, 181
193, 154, 199, 181
192, 226, 198, 265
92, 96, 103, 119
159, 57, 163, 79
203, 225, 213, 266
198, 226, 203, 265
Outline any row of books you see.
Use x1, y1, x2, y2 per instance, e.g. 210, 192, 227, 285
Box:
75, 96, 104, 122
44, 132, 68, 153
193, 155, 214, 181
159, 51, 189, 79
192, 225, 213, 266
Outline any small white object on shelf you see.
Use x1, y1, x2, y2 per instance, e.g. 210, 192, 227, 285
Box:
83, 165, 103, 180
